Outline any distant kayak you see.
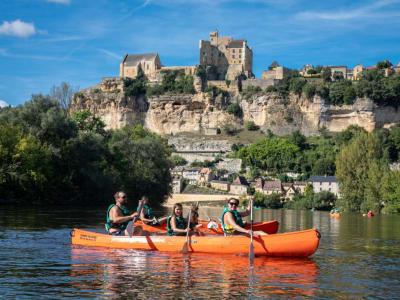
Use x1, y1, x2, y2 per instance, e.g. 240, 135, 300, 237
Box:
330, 212, 341, 218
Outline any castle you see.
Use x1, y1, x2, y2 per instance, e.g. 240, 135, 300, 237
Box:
119, 30, 254, 82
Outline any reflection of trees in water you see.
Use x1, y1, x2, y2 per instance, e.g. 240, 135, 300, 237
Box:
70, 248, 318, 298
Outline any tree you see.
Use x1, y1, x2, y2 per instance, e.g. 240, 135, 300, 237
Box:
172, 155, 187, 166
336, 132, 384, 212
71, 110, 106, 135
322, 67, 332, 83
50, 82, 78, 110
381, 170, 400, 213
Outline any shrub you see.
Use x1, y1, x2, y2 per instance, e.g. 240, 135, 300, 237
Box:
246, 121, 259, 131
265, 85, 277, 93
226, 103, 242, 117
241, 86, 262, 99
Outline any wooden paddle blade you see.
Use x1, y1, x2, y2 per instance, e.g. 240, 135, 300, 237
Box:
181, 241, 189, 254
126, 221, 134, 237
249, 243, 255, 264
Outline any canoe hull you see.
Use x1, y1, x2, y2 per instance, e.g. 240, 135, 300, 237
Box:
330, 213, 341, 218
137, 220, 279, 235
71, 228, 320, 257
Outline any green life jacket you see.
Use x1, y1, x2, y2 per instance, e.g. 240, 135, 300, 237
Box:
167, 216, 186, 236
138, 204, 154, 219
105, 204, 131, 231
221, 206, 244, 233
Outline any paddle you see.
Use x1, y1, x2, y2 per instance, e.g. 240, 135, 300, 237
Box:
249, 197, 255, 264
126, 200, 144, 237
181, 208, 192, 254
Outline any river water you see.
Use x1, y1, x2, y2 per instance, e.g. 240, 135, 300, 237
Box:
0, 205, 399, 299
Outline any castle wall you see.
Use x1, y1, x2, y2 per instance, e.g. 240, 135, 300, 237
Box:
242, 78, 276, 90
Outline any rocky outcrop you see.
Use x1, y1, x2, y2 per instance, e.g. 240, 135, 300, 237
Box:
70, 83, 400, 136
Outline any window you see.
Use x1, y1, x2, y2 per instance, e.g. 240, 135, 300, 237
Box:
232, 49, 235, 53
147, 64, 149, 70
320, 188, 322, 191
232, 55, 235, 59
239, 55, 241, 58
239, 60, 241, 64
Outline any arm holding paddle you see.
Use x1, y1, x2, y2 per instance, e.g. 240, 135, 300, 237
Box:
109, 207, 138, 225
170, 216, 192, 234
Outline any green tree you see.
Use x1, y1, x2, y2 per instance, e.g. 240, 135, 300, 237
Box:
321, 67, 332, 83
71, 110, 106, 135
246, 121, 259, 131
336, 132, 383, 212
226, 103, 242, 117
381, 170, 400, 213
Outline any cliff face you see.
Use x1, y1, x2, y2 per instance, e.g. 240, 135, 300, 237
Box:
70, 85, 400, 136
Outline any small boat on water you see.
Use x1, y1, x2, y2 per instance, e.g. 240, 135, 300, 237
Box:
71, 228, 320, 257
330, 212, 341, 218
136, 220, 279, 235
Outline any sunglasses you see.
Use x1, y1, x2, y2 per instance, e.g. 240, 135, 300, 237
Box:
229, 202, 239, 206
120, 196, 127, 199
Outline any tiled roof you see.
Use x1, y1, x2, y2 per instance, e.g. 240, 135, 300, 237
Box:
227, 40, 245, 48
294, 181, 307, 186
263, 180, 282, 191
308, 176, 338, 183
123, 53, 158, 67
232, 176, 248, 186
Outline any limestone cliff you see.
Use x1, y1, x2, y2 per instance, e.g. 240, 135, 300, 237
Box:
70, 81, 400, 136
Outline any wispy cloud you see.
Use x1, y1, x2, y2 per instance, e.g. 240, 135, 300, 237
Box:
97, 49, 122, 60
296, 0, 400, 21
0, 100, 10, 108
44, 0, 71, 4
0, 19, 36, 37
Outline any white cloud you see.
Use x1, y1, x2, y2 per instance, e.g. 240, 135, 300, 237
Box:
0, 100, 9, 108
45, 0, 71, 4
296, 0, 400, 21
0, 19, 36, 37
97, 49, 122, 60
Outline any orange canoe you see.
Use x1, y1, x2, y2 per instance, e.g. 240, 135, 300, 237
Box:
71, 228, 320, 257
330, 212, 341, 218
135, 220, 279, 235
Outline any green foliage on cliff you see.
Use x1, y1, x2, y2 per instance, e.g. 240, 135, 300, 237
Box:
146, 70, 195, 96
0, 94, 173, 206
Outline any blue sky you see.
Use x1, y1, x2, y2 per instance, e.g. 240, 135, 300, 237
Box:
1, 0, 400, 107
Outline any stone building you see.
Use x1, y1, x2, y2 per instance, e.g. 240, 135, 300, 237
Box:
210, 180, 230, 192
230, 176, 248, 195
352, 64, 365, 80
300, 64, 314, 76
308, 175, 340, 197
120, 53, 162, 81
262, 61, 291, 80
262, 180, 283, 195
330, 66, 348, 79
293, 181, 307, 195
172, 175, 184, 194
182, 167, 202, 185
199, 29, 253, 80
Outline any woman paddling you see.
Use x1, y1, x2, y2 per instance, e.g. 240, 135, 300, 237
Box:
167, 203, 199, 236
138, 196, 168, 225
221, 197, 266, 236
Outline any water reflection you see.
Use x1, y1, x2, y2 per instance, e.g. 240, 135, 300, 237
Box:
70, 247, 319, 298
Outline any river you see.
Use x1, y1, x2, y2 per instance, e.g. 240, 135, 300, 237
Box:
0, 205, 399, 299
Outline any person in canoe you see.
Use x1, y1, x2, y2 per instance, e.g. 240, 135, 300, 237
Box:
167, 203, 198, 236
105, 191, 140, 236
189, 207, 204, 236
221, 197, 266, 236
138, 195, 168, 226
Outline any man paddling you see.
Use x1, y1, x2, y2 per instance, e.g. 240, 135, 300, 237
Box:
221, 197, 266, 236
106, 191, 140, 236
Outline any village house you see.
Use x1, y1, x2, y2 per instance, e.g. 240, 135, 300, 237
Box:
199, 29, 253, 80
293, 181, 307, 195
262, 180, 283, 196
230, 176, 248, 195
262, 61, 291, 80
210, 180, 230, 192
253, 177, 265, 194
182, 167, 202, 185
308, 175, 340, 197
172, 175, 184, 194
282, 182, 297, 200
330, 66, 348, 79
171, 166, 184, 177
197, 167, 214, 185
120, 53, 162, 81
300, 64, 314, 76
352, 64, 365, 80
